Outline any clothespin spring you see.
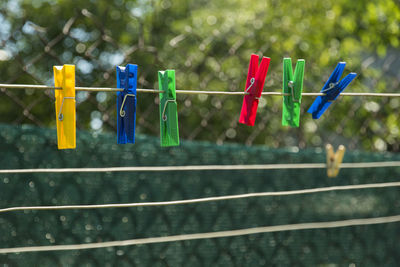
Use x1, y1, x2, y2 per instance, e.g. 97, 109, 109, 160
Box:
58, 97, 75, 121
320, 82, 339, 102
119, 94, 136, 117
245, 77, 255, 93
244, 78, 261, 100
321, 82, 339, 93
288, 81, 300, 103
162, 99, 176, 121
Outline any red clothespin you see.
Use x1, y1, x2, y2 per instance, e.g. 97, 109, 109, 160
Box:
239, 54, 270, 126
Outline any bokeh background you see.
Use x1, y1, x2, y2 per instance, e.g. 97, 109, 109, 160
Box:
0, 0, 399, 151
0, 0, 400, 266
1, 124, 400, 266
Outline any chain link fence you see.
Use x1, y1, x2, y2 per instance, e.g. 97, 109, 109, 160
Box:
1, 2, 400, 264
0, 1, 399, 152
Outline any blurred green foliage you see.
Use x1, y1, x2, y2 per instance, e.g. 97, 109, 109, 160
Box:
0, 0, 399, 151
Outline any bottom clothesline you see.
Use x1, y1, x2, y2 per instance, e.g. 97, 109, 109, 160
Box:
0, 214, 399, 254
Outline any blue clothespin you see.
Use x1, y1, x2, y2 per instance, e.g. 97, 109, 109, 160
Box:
116, 64, 137, 144
307, 62, 357, 119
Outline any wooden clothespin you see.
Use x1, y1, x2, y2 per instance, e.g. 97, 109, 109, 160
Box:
54, 64, 76, 149
326, 144, 345, 178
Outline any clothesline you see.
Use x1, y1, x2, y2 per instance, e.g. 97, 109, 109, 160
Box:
1, 83, 400, 97
1, 161, 400, 174
0, 214, 399, 254
1, 181, 399, 213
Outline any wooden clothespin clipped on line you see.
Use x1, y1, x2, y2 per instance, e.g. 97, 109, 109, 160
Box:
326, 144, 346, 178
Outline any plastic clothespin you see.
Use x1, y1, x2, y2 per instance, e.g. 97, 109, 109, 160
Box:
54, 64, 76, 149
282, 58, 305, 127
326, 144, 346, 178
239, 54, 271, 126
116, 64, 137, 144
307, 62, 357, 119
158, 70, 179, 147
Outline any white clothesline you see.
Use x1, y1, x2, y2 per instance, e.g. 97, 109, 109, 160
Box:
1, 161, 400, 174
1, 83, 400, 97
0, 214, 399, 254
1, 181, 399, 213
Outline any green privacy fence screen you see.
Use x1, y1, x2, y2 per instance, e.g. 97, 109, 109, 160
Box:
0, 123, 399, 266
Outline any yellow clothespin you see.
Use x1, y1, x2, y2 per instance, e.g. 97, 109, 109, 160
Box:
54, 65, 76, 149
326, 144, 345, 178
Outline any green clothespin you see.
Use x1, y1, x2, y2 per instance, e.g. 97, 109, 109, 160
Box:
282, 58, 305, 127
158, 70, 179, 147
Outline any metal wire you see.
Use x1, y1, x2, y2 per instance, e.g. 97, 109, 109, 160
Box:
161, 99, 176, 121
57, 96, 75, 121
244, 77, 255, 93
0, 214, 399, 254
119, 94, 135, 117
1, 161, 400, 174
1, 181, 399, 213
1, 83, 400, 97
